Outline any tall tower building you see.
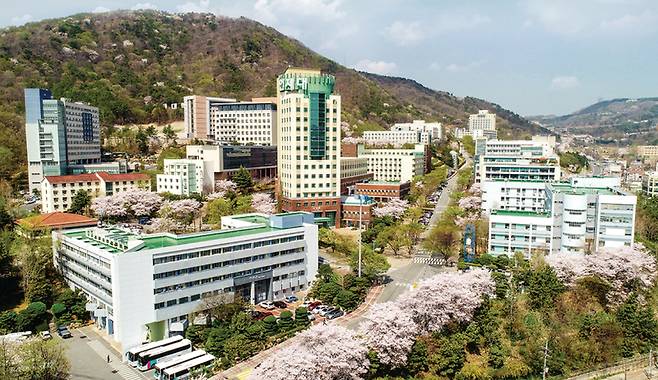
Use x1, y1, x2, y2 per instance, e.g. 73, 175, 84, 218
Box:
276, 68, 341, 226
24, 89, 100, 192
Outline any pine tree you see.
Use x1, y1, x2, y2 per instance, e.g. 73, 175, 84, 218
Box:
68, 190, 91, 215
232, 166, 253, 194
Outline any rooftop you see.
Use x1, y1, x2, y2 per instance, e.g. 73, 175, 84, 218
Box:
17, 212, 97, 229
44, 172, 150, 184
548, 183, 617, 196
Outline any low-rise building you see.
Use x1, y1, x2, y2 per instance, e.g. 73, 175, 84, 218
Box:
157, 159, 206, 196
355, 181, 411, 202
339, 157, 372, 195
52, 212, 318, 353
362, 130, 422, 146
481, 180, 547, 213
638, 145, 658, 159
392, 120, 442, 143
476, 137, 560, 184
643, 171, 658, 197
357, 144, 425, 183
41, 172, 151, 213
16, 212, 97, 236
341, 195, 375, 228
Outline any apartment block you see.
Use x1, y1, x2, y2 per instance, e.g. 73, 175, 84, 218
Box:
391, 120, 442, 143
25, 88, 101, 192
183, 95, 277, 145
277, 68, 342, 226
643, 171, 658, 197
339, 157, 372, 195
52, 212, 318, 352
357, 144, 425, 183
41, 173, 151, 213
157, 159, 206, 196
362, 130, 422, 146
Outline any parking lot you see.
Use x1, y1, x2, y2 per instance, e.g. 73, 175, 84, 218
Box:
63, 326, 148, 380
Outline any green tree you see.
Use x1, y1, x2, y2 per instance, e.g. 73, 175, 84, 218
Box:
68, 190, 91, 215
205, 198, 235, 224
0, 311, 17, 334
263, 315, 278, 336
616, 294, 658, 355
135, 127, 149, 155
349, 246, 390, 280
334, 290, 359, 311
16, 302, 48, 332
16, 237, 56, 305
204, 326, 233, 357
232, 166, 253, 194
18, 338, 70, 380
278, 310, 294, 332
462, 135, 475, 155
316, 282, 342, 304
0, 339, 20, 379
294, 307, 310, 328
50, 304, 66, 319
407, 340, 429, 375
432, 332, 466, 377
375, 226, 407, 256
162, 125, 176, 143
526, 266, 565, 311
185, 324, 207, 346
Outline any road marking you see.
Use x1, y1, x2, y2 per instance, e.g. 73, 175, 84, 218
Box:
87, 340, 144, 380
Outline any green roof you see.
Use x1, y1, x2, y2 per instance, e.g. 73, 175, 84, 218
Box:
139, 225, 276, 250
490, 209, 551, 217
548, 183, 616, 195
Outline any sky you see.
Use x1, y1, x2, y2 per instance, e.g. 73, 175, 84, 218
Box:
2, 0, 658, 116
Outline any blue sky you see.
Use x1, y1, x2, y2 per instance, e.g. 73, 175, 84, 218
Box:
2, 0, 657, 116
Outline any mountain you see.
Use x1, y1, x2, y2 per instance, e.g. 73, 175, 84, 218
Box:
529, 97, 658, 141
0, 10, 545, 187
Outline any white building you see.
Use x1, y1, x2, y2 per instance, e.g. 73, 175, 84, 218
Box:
362, 130, 421, 146
277, 68, 342, 226
488, 177, 636, 257
157, 159, 206, 196
481, 180, 547, 213
184, 95, 277, 145
469, 110, 496, 134
391, 120, 442, 143
52, 212, 319, 353
643, 171, 658, 197
357, 144, 425, 183
41, 172, 151, 213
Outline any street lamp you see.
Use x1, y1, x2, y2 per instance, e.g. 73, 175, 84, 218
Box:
358, 194, 364, 277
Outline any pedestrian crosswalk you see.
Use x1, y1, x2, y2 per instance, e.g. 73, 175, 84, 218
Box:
413, 255, 445, 265
88, 340, 145, 380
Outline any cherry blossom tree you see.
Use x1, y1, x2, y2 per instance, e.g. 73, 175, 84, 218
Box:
468, 183, 482, 196
143, 217, 183, 233
124, 190, 163, 217
251, 193, 276, 214
546, 244, 656, 303
359, 302, 417, 367
458, 195, 481, 212
247, 325, 369, 380
206, 192, 226, 201
91, 196, 127, 219
159, 199, 202, 224
373, 198, 409, 219
215, 179, 237, 193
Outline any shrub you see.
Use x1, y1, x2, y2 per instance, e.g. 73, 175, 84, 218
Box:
295, 307, 310, 328
51, 303, 66, 318
278, 311, 294, 332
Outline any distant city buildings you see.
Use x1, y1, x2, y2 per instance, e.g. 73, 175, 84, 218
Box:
643, 169, 658, 197
637, 145, 658, 159
25, 88, 102, 192
455, 110, 497, 140
52, 212, 318, 352
392, 120, 442, 143
41, 172, 151, 213
488, 177, 636, 257
183, 95, 277, 145
276, 68, 342, 227
362, 130, 423, 146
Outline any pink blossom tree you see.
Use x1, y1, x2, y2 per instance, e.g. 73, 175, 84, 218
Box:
546, 244, 656, 303
159, 199, 202, 225
124, 190, 163, 217
144, 217, 183, 233
91, 196, 127, 219
359, 302, 417, 367
373, 198, 409, 219
468, 183, 482, 196
458, 195, 481, 212
251, 193, 276, 214
215, 179, 237, 193
248, 325, 369, 380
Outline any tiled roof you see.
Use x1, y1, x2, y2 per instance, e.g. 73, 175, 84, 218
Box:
44, 174, 99, 184
17, 212, 97, 229
95, 172, 150, 182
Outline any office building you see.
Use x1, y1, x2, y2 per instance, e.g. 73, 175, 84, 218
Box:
183, 95, 277, 145
341, 195, 375, 227
476, 137, 560, 184
392, 120, 442, 143
157, 159, 206, 196
355, 181, 411, 201
455, 110, 497, 140
25, 89, 101, 192
52, 212, 318, 352
41, 172, 151, 213
362, 130, 422, 146
339, 157, 372, 195
481, 180, 547, 213
357, 144, 426, 183
276, 68, 342, 226
488, 177, 636, 257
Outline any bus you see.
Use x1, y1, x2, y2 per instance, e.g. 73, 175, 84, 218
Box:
137, 339, 193, 371
126, 336, 184, 367
162, 353, 215, 380
154, 350, 207, 380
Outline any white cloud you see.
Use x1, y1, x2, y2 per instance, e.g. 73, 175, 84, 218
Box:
445, 60, 485, 73
92, 6, 110, 13
132, 3, 158, 11
386, 21, 423, 46
550, 76, 580, 90
253, 0, 344, 24
600, 10, 658, 33
176, 0, 213, 13
10, 14, 32, 26
353, 59, 397, 75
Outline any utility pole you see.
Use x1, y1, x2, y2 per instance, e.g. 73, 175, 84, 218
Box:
358, 195, 363, 277
542, 340, 549, 380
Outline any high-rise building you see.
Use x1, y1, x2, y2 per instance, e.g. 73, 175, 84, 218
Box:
391, 120, 442, 143
183, 95, 277, 145
25, 89, 101, 192
276, 68, 342, 226
455, 110, 497, 140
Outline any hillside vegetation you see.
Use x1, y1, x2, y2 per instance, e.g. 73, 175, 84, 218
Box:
0, 10, 544, 190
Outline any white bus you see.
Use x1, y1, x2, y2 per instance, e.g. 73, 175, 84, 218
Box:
154, 350, 207, 380
137, 339, 193, 371
162, 353, 215, 380
126, 336, 184, 367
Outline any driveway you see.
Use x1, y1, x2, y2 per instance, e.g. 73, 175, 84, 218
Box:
64, 326, 147, 380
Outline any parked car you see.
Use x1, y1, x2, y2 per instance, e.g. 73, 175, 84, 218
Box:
301, 300, 313, 308
273, 300, 288, 309
311, 304, 328, 314
285, 295, 298, 303
40, 331, 52, 340
258, 301, 275, 310
307, 301, 323, 311
307, 313, 316, 321
57, 325, 72, 339
326, 309, 345, 320
319, 307, 336, 317
250, 310, 273, 320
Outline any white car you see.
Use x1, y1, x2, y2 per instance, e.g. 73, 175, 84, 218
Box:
258, 301, 275, 310
301, 300, 313, 309
319, 307, 336, 317
311, 305, 328, 314
40, 331, 52, 340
